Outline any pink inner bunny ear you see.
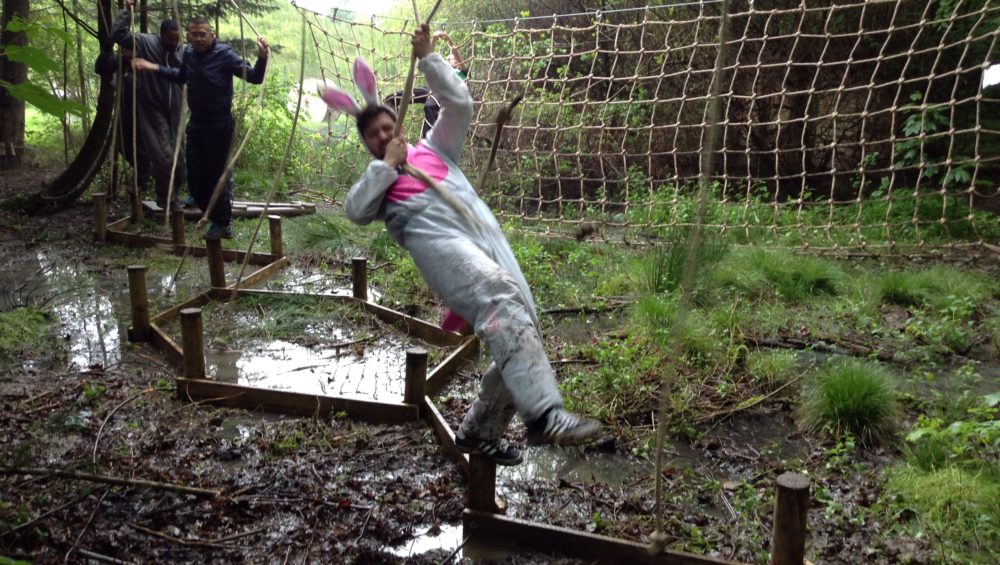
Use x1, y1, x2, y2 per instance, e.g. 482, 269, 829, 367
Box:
353, 57, 380, 107
318, 85, 361, 116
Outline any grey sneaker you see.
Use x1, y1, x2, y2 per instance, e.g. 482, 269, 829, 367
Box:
526, 408, 602, 447
455, 430, 523, 466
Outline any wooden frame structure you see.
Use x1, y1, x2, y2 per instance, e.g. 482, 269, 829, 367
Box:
99, 195, 810, 564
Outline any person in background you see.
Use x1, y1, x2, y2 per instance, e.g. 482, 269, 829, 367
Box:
94, 39, 150, 193
326, 24, 601, 466
133, 17, 269, 240
384, 30, 469, 138
111, 1, 186, 212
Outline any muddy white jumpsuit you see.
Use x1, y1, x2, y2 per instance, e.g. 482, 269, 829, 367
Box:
345, 53, 564, 440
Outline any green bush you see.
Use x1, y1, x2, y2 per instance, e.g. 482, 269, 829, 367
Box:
798, 358, 900, 444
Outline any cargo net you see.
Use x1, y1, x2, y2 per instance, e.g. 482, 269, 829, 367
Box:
298, 1, 1000, 252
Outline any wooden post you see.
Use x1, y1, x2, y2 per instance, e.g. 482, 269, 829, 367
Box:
404, 348, 427, 408
467, 454, 499, 513
126, 265, 150, 342
170, 210, 185, 245
352, 257, 368, 301
180, 308, 206, 379
771, 472, 810, 565
130, 186, 144, 223
268, 215, 283, 258
206, 238, 226, 288
93, 192, 107, 243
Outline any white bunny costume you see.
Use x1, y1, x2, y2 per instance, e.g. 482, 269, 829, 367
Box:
321, 53, 565, 440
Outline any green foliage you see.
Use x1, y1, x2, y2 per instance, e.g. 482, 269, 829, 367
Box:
0, 307, 57, 363
0, 15, 86, 118
798, 358, 900, 445
635, 229, 727, 294
904, 389, 999, 471
283, 213, 350, 255
885, 466, 1000, 564
746, 350, 798, 388
877, 266, 990, 311
709, 247, 845, 302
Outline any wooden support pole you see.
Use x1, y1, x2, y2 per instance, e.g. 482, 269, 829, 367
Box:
467, 453, 499, 514
404, 348, 427, 408
352, 257, 368, 301
170, 210, 185, 245
268, 215, 283, 258
93, 192, 107, 243
130, 185, 144, 223
126, 265, 151, 342
206, 238, 226, 289
180, 308, 206, 379
771, 472, 810, 565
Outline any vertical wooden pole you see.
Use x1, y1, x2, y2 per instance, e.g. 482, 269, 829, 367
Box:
170, 210, 185, 245
771, 472, 810, 565
93, 192, 107, 242
206, 238, 226, 288
268, 215, 283, 258
130, 185, 144, 223
180, 307, 206, 379
352, 257, 368, 301
126, 265, 150, 342
467, 454, 499, 513
404, 348, 427, 408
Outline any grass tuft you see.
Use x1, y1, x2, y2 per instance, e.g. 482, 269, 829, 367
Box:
877, 265, 990, 311
709, 247, 845, 301
798, 358, 900, 445
746, 349, 798, 388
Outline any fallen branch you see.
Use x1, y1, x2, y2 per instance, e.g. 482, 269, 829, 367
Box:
693, 373, 804, 425
93, 387, 157, 464
128, 522, 231, 548
0, 468, 220, 497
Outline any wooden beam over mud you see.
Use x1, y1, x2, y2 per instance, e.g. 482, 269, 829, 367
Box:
176, 378, 420, 424
425, 336, 478, 397
423, 396, 469, 474
462, 510, 742, 565
104, 228, 278, 266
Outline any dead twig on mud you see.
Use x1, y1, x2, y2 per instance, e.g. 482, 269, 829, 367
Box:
0, 491, 91, 537
93, 387, 158, 464
438, 535, 471, 565
693, 373, 804, 425
0, 467, 221, 497
127, 522, 234, 548
64, 488, 110, 562
77, 549, 133, 564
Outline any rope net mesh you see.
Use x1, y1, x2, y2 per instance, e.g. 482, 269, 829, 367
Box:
298, 1, 1000, 251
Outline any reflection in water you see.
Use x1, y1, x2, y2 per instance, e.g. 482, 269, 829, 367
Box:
499, 447, 652, 504
386, 523, 464, 558
206, 337, 411, 401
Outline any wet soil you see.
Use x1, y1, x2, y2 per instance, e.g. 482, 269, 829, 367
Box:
0, 191, 960, 564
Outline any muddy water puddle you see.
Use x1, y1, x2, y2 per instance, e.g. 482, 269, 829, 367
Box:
386, 523, 465, 558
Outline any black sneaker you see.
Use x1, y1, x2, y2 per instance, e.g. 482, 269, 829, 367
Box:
526, 408, 602, 447
455, 430, 523, 466
203, 223, 234, 240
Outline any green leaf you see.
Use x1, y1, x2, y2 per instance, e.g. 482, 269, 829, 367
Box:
985, 392, 1000, 407
0, 80, 85, 117
3, 44, 60, 74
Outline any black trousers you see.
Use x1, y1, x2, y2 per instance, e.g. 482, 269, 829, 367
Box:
186, 117, 234, 226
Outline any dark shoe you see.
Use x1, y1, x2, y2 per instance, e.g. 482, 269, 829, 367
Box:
455, 430, 523, 466
203, 223, 233, 240
526, 408, 602, 447
155, 199, 183, 212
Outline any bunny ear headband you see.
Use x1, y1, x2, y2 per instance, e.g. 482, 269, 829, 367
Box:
318, 57, 383, 118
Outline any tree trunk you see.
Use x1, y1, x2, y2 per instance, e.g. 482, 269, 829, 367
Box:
0, 0, 29, 171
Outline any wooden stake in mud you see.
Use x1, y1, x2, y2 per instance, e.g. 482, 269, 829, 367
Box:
93, 192, 107, 243
467, 454, 499, 513
126, 265, 150, 342
130, 182, 144, 223
771, 472, 810, 565
404, 348, 427, 408
170, 209, 185, 245
206, 238, 226, 288
180, 307, 206, 379
352, 257, 368, 301
268, 215, 283, 258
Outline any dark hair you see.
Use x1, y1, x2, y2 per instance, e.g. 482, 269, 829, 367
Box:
356, 105, 397, 141
188, 16, 212, 29
160, 19, 179, 33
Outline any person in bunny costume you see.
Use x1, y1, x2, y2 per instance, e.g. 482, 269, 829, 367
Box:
320, 24, 601, 465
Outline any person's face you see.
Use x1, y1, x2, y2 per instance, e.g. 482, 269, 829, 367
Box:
160, 28, 180, 51
187, 23, 214, 53
362, 112, 397, 159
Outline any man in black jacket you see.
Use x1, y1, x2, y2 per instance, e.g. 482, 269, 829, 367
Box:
111, 1, 185, 211
134, 17, 269, 239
